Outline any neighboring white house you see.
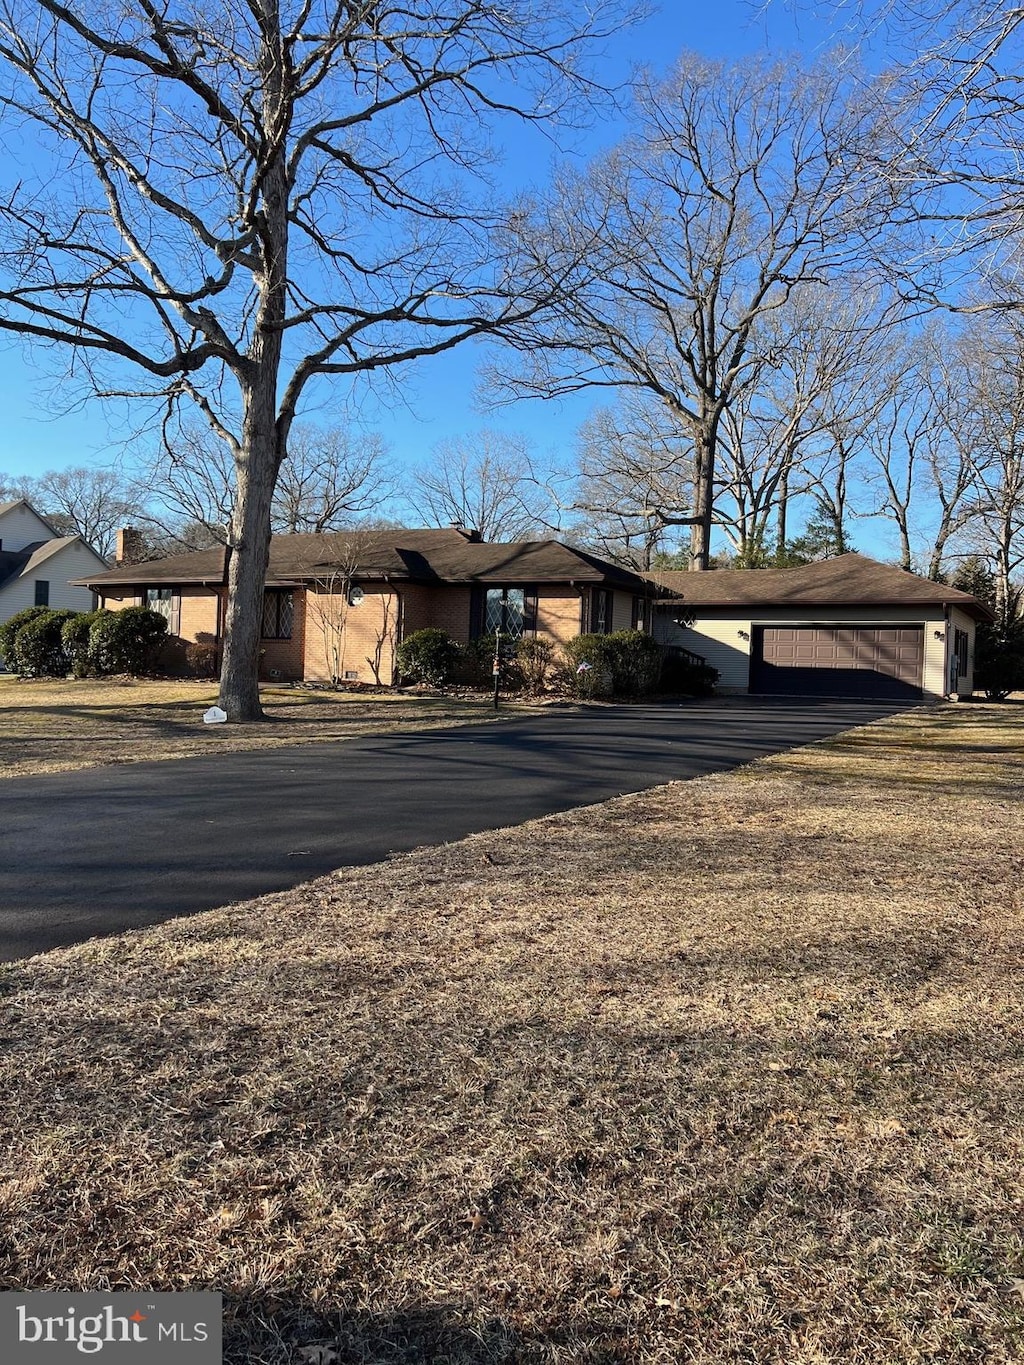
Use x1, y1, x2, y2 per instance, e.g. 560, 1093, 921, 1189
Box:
0, 500, 109, 655
652, 554, 992, 701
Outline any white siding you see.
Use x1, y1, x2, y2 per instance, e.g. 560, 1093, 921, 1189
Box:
0, 502, 55, 553
948, 606, 977, 695
0, 541, 105, 620
655, 612, 753, 690
655, 605, 952, 698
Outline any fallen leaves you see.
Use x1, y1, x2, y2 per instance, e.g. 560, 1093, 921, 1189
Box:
296, 1346, 339, 1365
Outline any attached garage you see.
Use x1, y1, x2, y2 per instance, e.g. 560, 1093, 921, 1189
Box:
652, 554, 993, 701
749, 624, 924, 700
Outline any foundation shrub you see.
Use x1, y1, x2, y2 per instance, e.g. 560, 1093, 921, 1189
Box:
61, 609, 111, 677
12, 609, 77, 676
0, 605, 52, 671
396, 628, 460, 686
89, 606, 168, 675
561, 634, 615, 698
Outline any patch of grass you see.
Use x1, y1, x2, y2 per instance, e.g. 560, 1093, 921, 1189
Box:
0, 675, 530, 778
1, 703, 1023, 1362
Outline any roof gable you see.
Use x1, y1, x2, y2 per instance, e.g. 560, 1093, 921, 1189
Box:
0, 535, 109, 594
0, 499, 60, 553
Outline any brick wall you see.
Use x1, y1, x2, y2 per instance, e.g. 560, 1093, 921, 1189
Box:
178, 589, 220, 641
96, 579, 610, 681
401, 585, 474, 643
98, 586, 221, 676
401, 584, 586, 651
536, 587, 585, 646
259, 591, 306, 682
98, 586, 219, 638
304, 585, 399, 684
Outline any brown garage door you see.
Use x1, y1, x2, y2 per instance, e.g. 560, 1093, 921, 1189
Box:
750, 625, 924, 699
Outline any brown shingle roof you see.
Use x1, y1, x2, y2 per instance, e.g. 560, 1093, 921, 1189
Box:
74, 530, 655, 592
652, 554, 993, 618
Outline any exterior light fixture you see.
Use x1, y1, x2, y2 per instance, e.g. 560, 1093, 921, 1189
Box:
347, 585, 365, 607
933, 629, 944, 640
737, 629, 750, 641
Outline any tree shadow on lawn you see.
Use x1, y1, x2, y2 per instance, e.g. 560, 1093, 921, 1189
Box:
223, 1296, 631, 1365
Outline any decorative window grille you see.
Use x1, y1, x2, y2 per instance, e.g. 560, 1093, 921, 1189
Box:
262, 591, 294, 640
591, 588, 613, 635
485, 587, 526, 638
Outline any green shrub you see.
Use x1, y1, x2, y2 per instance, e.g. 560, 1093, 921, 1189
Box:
0, 605, 51, 670
453, 635, 555, 693
562, 634, 615, 698
60, 609, 111, 678
13, 609, 77, 677
454, 634, 498, 687
605, 629, 663, 696
89, 606, 168, 675
396, 628, 460, 686
659, 647, 719, 696
467, 633, 537, 690
562, 631, 667, 698
516, 637, 556, 692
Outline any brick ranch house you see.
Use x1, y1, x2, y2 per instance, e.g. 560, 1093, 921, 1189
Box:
76, 527, 660, 685
77, 534, 991, 700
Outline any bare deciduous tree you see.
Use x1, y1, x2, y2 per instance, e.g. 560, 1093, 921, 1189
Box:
274, 427, 393, 534
857, 325, 979, 578
713, 286, 890, 562
407, 429, 555, 541
0, 0, 636, 718
0, 465, 143, 558
493, 52, 897, 568
568, 399, 691, 570
950, 317, 1024, 618
829, 4, 1024, 309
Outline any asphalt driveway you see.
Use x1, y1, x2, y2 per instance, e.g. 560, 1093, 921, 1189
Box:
0, 697, 912, 961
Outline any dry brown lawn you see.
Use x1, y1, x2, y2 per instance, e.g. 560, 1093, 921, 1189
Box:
1, 701, 1023, 1363
0, 675, 527, 778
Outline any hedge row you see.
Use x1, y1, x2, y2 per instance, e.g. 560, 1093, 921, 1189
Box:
0, 605, 168, 678
395, 628, 718, 697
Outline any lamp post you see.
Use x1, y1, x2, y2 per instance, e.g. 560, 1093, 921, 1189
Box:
492, 629, 502, 711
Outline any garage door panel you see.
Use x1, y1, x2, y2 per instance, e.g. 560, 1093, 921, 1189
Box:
751, 625, 924, 699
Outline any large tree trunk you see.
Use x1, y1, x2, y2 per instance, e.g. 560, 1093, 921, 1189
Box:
689, 431, 714, 570
216, 9, 289, 722
218, 393, 279, 721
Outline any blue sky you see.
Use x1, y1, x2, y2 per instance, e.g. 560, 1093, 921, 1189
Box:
2, 0, 895, 550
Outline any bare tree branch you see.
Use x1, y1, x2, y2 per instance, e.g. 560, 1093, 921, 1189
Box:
0, 0, 641, 718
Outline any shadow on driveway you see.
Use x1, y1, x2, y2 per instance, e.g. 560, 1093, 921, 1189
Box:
0, 697, 911, 961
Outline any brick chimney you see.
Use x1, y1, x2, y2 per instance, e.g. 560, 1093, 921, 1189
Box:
115, 526, 146, 565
